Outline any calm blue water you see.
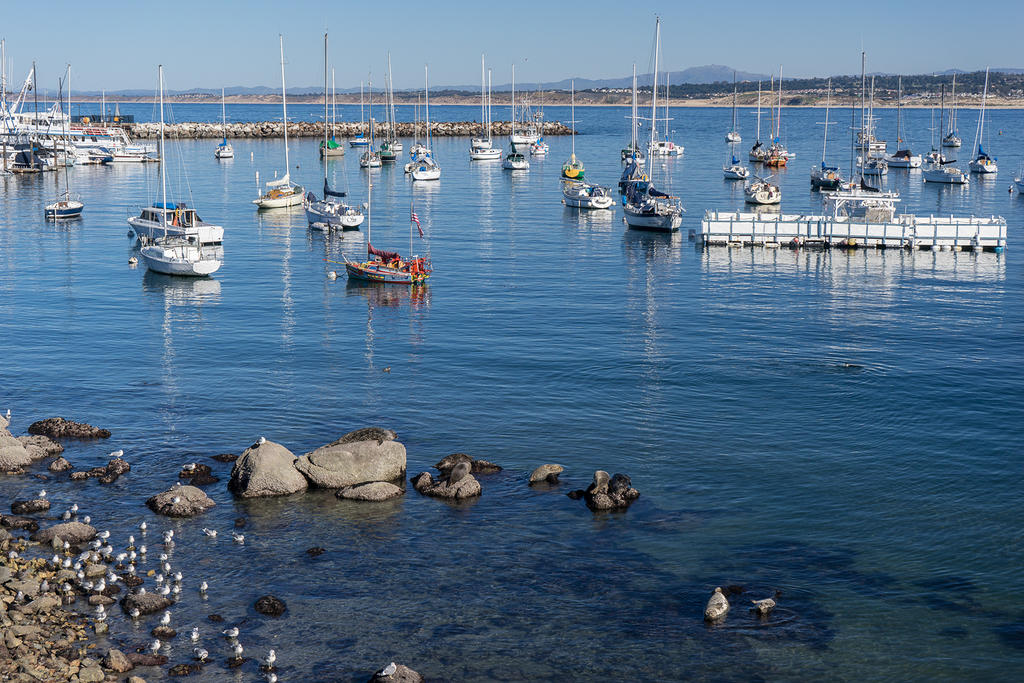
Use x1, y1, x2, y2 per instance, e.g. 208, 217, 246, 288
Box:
2, 105, 1023, 681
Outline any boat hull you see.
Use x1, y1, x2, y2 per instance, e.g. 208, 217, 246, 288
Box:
44, 200, 84, 219
345, 262, 429, 285
140, 246, 222, 277
623, 207, 681, 232
470, 148, 501, 160
253, 189, 305, 209
562, 183, 614, 210
969, 160, 998, 174
922, 167, 969, 185
723, 165, 749, 180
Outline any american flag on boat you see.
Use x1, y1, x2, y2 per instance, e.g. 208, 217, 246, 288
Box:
411, 207, 423, 237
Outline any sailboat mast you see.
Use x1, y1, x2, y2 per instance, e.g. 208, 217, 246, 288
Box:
570, 79, 575, 157
631, 64, 637, 150
331, 69, 336, 139
279, 35, 290, 176
776, 66, 782, 139
822, 78, 831, 164
323, 31, 328, 182
158, 65, 167, 231
387, 53, 395, 142
647, 17, 660, 178
896, 75, 902, 146
950, 74, 957, 134
480, 54, 485, 138
359, 81, 364, 132
731, 70, 737, 131
511, 64, 515, 139
939, 83, 945, 148
973, 67, 989, 160
756, 80, 761, 141
424, 65, 430, 147
860, 52, 866, 145
664, 69, 669, 140
768, 76, 774, 142
487, 69, 492, 144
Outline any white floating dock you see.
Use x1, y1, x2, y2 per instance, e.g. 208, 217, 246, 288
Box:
700, 210, 1007, 251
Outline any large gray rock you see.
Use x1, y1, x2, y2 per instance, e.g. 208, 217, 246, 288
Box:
146, 485, 215, 517
294, 438, 406, 488
0, 419, 33, 470
48, 457, 73, 472
30, 521, 97, 544
17, 434, 64, 456
337, 481, 404, 501
228, 440, 308, 498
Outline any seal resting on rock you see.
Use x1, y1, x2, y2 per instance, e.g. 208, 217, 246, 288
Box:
529, 464, 563, 484
581, 471, 640, 511
434, 452, 502, 475
751, 597, 776, 616
415, 462, 482, 500
704, 587, 729, 621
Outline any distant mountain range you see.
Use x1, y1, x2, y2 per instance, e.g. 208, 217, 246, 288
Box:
44, 65, 1024, 97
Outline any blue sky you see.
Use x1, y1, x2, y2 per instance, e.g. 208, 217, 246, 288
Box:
2, 0, 1020, 92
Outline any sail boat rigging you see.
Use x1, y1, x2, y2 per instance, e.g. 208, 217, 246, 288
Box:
942, 74, 962, 148
561, 79, 614, 210
809, 78, 842, 189
411, 65, 441, 180
470, 58, 501, 160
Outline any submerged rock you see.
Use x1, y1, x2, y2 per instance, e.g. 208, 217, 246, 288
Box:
11, 499, 50, 515
146, 485, 215, 517
121, 592, 173, 616
295, 438, 406, 488
179, 462, 219, 486
27, 417, 111, 439
704, 587, 730, 621
30, 521, 96, 544
48, 457, 73, 472
410, 472, 433, 492
228, 440, 308, 497
254, 595, 287, 617
337, 481, 404, 501
369, 662, 424, 682
103, 648, 133, 673
529, 464, 564, 484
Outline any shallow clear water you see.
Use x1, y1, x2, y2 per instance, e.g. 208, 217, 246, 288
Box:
1, 104, 1023, 681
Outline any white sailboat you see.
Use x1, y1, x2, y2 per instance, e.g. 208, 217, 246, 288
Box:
350, 82, 370, 147
253, 35, 304, 209
44, 69, 84, 219
305, 32, 364, 230
561, 80, 613, 210
502, 64, 529, 171
725, 71, 741, 143
620, 64, 645, 163
810, 79, 843, 189
648, 70, 683, 156
359, 79, 382, 168
214, 88, 234, 159
968, 68, 997, 175
320, 69, 344, 157
744, 176, 781, 204
748, 81, 768, 162
885, 76, 921, 169
137, 66, 222, 277
379, 55, 402, 161
411, 65, 441, 181
471, 65, 501, 160
623, 17, 683, 232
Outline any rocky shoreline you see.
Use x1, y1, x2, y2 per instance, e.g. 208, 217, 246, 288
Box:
1, 411, 670, 681
128, 120, 572, 139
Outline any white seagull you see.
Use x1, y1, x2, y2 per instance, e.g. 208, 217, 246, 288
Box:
159, 610, 172, 626
232, 533, 245, 544
110, 450, 124, 458
382, 662, 398, 677
193, 647, 209, 661
190, 627, 201, 642
222, 626, 239, 639
201, 528, 217, 538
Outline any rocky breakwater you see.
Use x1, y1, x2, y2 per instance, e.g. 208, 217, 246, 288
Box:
129, 120, 572, 139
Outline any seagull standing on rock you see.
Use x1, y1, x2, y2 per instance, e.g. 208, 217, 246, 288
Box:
193, 647, 209, 662
232, 642, 244, 659
139, 521, 147, 533
160, 611, 172, 626
258, 436, 267, 445
38, 490, 47, 499
381, 662, 398, 678
265, 649, 276, 666
110, 450, 124, 458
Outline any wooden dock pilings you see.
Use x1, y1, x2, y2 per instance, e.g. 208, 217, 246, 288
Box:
128, 120, 571, 139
